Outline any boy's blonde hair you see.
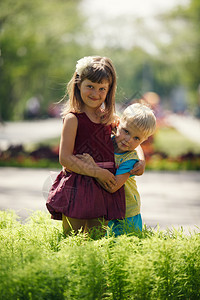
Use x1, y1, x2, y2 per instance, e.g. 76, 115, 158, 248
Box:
121, 103, 156, 138
61, 56, 117, 124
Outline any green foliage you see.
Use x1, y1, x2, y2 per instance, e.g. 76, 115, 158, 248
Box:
0, 0, 199, 120
157, 0, 200, 108
0, 210, 200, 299
95, 0, 200, 110
0, 157, 60, 168
0, 0, 91, 120
146, 156, 200, 171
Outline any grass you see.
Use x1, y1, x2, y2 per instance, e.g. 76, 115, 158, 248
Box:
146, 155, 200, 171
145, 127, 200, 170
154, 127, 200, 158
0, 210, 200, 299
0, 157, 60, 169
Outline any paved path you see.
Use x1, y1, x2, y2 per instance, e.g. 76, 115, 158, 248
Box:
0, 119, 62, 149
0, 168, 199, 232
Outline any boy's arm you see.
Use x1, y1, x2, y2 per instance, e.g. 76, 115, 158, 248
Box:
129, 145, 145, 176
103, 173, 130, 193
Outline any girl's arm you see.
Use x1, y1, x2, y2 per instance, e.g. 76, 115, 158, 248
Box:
59, 113, 116, 187
76, 153, 130, 193
129, 145, 145, 176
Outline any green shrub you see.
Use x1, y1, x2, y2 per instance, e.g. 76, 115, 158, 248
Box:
0, 210, 200, 299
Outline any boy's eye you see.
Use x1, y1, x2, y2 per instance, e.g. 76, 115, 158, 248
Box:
123, 129, 129, 134
134, 136, 140, 141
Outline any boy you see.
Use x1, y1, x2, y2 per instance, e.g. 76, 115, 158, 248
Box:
106, 102, 156, 236
78, 102, 156, 236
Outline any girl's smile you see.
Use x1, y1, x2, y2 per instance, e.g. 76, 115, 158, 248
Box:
79, 79, 109, 109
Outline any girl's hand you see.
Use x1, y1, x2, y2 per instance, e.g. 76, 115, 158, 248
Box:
129, 159, 145, 176
76, 153, 116, 189
96, 178, 112, 192
96, 168, 116, 190
76, 153, 96, 166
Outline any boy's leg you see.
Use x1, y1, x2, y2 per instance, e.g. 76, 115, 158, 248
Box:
107, 214, 142, 237
127, 214, 142, 232
107, 219, 123, 237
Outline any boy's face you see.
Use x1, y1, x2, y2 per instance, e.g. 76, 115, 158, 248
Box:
115, 120, 147, 153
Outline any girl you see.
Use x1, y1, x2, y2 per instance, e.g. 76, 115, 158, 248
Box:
46, 56, 126, 234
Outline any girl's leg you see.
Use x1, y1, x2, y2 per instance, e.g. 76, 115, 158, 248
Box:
86, 218, 108, 233
62, 214, 87, 235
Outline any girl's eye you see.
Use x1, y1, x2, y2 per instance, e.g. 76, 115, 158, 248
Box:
100, 87, 107, 91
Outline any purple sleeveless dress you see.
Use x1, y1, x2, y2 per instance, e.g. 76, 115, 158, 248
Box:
46, 112, 125, 220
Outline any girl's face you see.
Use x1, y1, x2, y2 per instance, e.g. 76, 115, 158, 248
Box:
79, 79, 109, 110
115, 120, 147, 153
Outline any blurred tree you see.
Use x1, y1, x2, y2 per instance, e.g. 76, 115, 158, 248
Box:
1, 0, 198, 120
0, 0, 91, 120
98, 0, 199, 112
98, 46, 181, 108
155, 0, 200, 109
181, 0, 200, 106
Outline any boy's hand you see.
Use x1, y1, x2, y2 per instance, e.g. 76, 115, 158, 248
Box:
129, 160, 145, 176
111, 114, 120, 133
111, 116, 120, 127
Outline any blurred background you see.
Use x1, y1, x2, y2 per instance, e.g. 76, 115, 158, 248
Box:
0, 0, 200, 170
0, 0, 200, 228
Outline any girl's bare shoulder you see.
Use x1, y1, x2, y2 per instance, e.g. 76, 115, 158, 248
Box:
62, 113, 78, 132
63, 112, 78, 123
